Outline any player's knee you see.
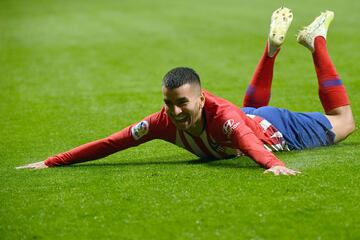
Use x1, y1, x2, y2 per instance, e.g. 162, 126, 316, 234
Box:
329, 111, 356, 143
337, 115, 356, 142
329, 106, 355, 140
344, 108, 356, 135
347, 116, 356, 135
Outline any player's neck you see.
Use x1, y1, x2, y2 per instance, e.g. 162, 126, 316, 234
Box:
186, 111, 205, 136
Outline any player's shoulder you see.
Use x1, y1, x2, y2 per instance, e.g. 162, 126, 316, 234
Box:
145, 107, 173, 126
203, 90, 247, 138
131, 107, 176, 141
203, 90, 243, 119
203, 90, 238, 107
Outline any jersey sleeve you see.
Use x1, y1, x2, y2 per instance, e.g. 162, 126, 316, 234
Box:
220, 109, 285, 169
44, 110, 173, 166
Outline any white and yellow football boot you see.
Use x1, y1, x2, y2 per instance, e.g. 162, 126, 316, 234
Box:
296, 10, 334, 52
268, 6, 293, 57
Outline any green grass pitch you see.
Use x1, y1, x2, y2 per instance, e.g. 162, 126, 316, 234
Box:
1, 0, 360, 239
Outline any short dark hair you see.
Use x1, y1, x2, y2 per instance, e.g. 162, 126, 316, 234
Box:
162, 67, 201, 89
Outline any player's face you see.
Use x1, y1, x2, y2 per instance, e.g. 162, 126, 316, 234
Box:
162, 83, 205, 132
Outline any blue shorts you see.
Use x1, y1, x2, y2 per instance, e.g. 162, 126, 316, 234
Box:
241, 106, 335, 150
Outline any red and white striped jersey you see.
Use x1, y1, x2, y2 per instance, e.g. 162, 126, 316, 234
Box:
173, 114, 287, 159
45, 91, 287, 168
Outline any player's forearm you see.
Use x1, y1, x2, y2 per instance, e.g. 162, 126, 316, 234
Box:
244, 148, 285, 168
44, 126, 139, 167
232, 132, 285, 168
44, 138, 121, 166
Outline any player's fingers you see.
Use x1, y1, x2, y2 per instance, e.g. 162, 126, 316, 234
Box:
283, 168, 296, 175
280, 169, 290, 175
15, 165, 31, 170
288, 169, 301, 175
34, 165, 48, 169
264, 169, 277, 175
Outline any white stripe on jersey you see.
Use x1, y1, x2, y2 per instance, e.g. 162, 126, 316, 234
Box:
264, 144, 272, 151
175, 130, 185, 149
246, 114, 256, 119
183, 132, 208, 158
275, 143, 284, 150
264, 143, 285, 152
260, 119, 272, 131
271, 131, 283, 138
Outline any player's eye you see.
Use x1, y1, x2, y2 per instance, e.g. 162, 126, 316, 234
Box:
177, 101, 188, 107
164, 101, 172, 107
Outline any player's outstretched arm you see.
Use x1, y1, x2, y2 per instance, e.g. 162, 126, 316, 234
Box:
15, 126, 151, 170
15, 111, 169, 170
264, 165, 301, 176
16, 161, 48, 170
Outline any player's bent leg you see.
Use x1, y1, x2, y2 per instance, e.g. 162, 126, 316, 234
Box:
242, 44, 276, 108
242, 6, 293, 108
297, 10, 355, 143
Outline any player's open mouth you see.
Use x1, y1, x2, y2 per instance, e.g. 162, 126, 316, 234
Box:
174, 115, 188, 123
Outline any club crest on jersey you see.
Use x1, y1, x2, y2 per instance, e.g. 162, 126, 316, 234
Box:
131, 121, 149, 140
223, 119, 240, 137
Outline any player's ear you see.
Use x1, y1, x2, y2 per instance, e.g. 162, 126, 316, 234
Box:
199, 91, 205, 109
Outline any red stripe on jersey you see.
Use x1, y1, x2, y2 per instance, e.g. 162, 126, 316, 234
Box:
193, 136, 215, 158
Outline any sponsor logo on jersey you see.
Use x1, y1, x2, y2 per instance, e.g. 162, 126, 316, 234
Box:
223, 119, 240, 137
131, 121, 149, 140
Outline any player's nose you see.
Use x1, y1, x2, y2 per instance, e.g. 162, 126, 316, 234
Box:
173, 105, 182, 115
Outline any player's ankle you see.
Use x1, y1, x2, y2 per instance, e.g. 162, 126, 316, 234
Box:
268, 44, 278, 57
267, 40, 280, 57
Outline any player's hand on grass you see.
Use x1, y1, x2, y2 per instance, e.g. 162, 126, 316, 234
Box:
16, 161, 48, 170
263, 165, 301, 176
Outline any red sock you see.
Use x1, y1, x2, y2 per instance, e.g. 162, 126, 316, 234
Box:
243, 42, 279, 108
313, 37, 350, 113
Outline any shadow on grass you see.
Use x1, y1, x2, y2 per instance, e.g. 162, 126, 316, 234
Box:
70, 155, 258, 169
69, 146, 339, 170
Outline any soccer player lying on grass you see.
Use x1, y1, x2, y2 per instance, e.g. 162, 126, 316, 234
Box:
17, 7, 355, 175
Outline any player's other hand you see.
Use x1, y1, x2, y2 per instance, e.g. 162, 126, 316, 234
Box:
16, 161, 48, 170
263, 165, 301, 176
